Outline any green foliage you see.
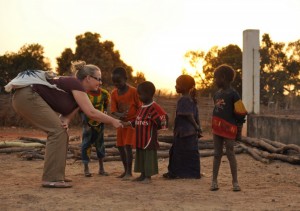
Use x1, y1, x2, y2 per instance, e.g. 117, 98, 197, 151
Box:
184, 34, 300, 102
56, 48, 74, 76
132, 71, 146, 87
56, 32, 143, 86
0, 44, 51, 92
184, 44, 242, 96
183, 50, 207, 88
260, 34, 300, 104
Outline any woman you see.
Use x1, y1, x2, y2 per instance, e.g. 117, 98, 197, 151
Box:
7, 61, 122, 188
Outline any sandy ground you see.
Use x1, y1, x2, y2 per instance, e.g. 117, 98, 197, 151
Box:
0, 127, 300, 211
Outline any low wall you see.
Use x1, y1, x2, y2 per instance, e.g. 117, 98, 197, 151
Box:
247, 114, 300, 145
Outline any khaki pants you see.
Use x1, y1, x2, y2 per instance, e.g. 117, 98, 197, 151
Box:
12, 86, 68, 182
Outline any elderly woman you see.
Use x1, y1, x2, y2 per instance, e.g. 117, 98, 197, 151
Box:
7, 61, 122, 188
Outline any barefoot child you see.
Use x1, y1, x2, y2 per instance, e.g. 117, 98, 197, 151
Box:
111, 67, 142, 180
210, 64, 247, 191
81, 87, 110, 177
128, 81, 168, 183
163, 75, 202, 179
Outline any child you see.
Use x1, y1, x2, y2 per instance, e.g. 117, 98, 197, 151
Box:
163, 75, 202, 179
210, 64, 247, 192
128, 81, 168, 183
111, 67, 142, 180
81, 87, 110, 177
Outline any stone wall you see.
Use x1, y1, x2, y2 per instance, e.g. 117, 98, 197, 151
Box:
247, 114, 300, 145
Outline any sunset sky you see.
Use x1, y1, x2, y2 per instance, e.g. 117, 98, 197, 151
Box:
1, 0, 300, 92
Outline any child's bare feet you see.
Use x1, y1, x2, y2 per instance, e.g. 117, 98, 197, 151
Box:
232, 182, 241, 192
98, 170, 109, 176
200, 172, 208, 177
116, 172, 126, 178
84, 172, 92, 177
121, 174, 133, 181
84, 164, 92, 177
163, 172, 178, 179
140, 177, 151, 184
210, 181, 219, 191
132, 174, 145, 182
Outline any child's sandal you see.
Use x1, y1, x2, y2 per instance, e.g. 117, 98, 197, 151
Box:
210, 182, 219, 191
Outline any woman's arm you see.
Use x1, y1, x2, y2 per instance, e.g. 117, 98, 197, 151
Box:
72, 90, 122, 128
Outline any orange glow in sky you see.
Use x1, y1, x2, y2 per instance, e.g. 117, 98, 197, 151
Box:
1, 0, 300, 92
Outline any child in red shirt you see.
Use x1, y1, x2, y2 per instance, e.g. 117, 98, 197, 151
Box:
125, 81, 168, 183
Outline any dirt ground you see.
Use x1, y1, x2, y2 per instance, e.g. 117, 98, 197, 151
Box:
0, 127, 300, 211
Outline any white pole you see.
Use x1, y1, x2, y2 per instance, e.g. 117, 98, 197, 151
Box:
242, 29, 260, 114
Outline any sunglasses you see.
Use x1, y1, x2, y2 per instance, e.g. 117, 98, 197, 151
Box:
90, 75, 102, 82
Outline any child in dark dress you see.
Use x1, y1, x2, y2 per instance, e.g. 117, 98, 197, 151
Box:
163, 75, 202, 179
210, 64, 247, 192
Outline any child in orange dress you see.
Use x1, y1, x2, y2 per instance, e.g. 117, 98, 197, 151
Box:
111, 67, 142, 180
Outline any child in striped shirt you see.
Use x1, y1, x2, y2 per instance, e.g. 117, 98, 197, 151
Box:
126, 81, 168, 183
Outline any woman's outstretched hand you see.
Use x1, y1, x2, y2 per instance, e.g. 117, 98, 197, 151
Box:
59, 115, 70, 130
112, 119, 123, 128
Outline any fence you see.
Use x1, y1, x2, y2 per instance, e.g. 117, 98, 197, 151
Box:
1, 93, 299, 134
155, 95, 214, 133
260, 97, 300, 116
0, 93, 214, 131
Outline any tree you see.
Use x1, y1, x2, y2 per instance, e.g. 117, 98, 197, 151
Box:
204, 44, 242, 95
184, 44, 242, 96
0, 54, 12, 91
56, 48, 74, 76
286, 40, 300, 96
15, 44, 51, 72
184, 34, 299, 103
260, 33, 300, 104
56, 32, 138, 86
0, 44, 50, 92
183, 50, 206, 88
132, 71, 146, 87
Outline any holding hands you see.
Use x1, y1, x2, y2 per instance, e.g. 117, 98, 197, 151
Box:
113, 110, 129, 121
112, 119, 123, 128
121, 121, 132, 127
